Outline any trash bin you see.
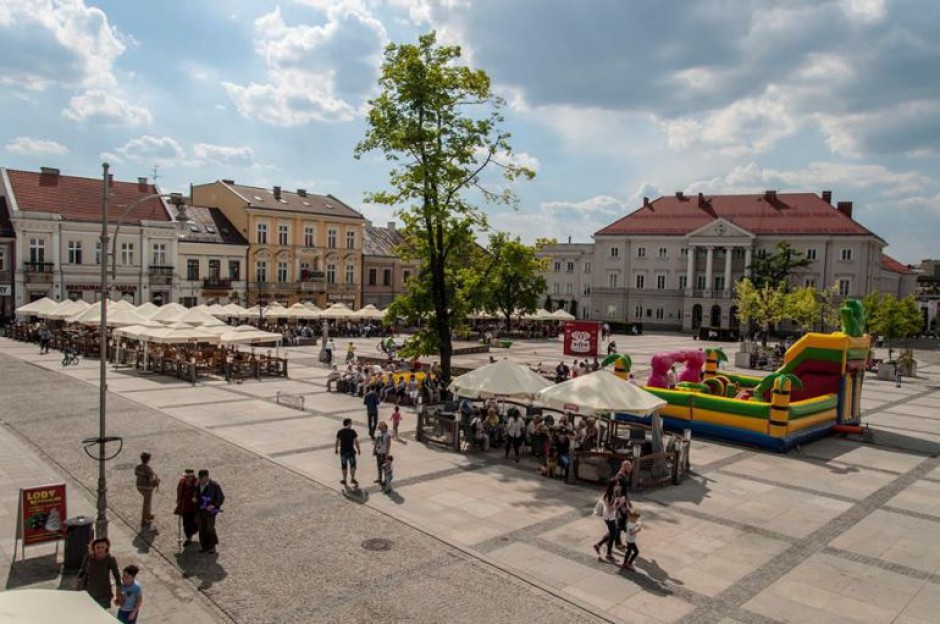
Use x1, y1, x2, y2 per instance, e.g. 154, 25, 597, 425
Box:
63, 516, 94, 571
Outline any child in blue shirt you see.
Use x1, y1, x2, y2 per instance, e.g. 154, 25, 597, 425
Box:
118, 564, 143, 623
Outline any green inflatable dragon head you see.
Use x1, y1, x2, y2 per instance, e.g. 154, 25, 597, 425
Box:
839, 298, 866, 337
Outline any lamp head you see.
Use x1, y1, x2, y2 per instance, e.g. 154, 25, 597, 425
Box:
169, 194, 191, 239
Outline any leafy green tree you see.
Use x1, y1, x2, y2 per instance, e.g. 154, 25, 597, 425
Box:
748, 241, 811, 288
818, 284, 843, 332
784, 285, 822, 333
734, 278, 787, 342
480, 233, 547, 332
864, 292, 922, 360
534, 237, 558, 250
355, 32, 534, 381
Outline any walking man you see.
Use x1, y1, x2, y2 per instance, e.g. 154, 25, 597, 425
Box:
335, 418, 361, 486
134, 452, 160, 527
504, 409, 525, 463
364, 386, 380, 438
373, 421, 392, 486
173, 469, 198, 546
195, 469, 224, 554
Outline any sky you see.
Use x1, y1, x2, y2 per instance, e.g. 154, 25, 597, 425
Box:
1, 0, 938, 264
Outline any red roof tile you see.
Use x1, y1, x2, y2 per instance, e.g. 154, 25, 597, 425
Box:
595, 192, 878, 238
5, 169, 170, 225
881, 254, 914, 275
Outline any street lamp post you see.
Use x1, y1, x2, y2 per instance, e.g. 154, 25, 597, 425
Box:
83, 162, 190, 539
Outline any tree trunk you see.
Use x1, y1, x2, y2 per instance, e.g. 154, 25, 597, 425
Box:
504, 311, 512, 333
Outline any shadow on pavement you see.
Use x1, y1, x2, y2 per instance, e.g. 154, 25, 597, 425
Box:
133, 525, 159, 554
4, 553, 60, 589
175, 551, 228, 591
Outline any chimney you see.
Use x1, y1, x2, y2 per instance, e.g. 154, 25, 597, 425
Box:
108, 173, 114, 186
837, 201, 853, 219
763, 190, 777, 202
821, 190, 832, 204
697, 192, 706, 207
39, 166, 60, 177
675, 191, 685, 200
297, 188, 307, 197
221, 178, 235, 185
643, 196, 650, 208
137, 176, 148, 191
387, 221, 396, 232
273, 185, 281, 200
568, 235, 572, 244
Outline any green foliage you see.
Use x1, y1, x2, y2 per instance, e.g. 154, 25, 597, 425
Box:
784, 286, 822, 332
818, 285, 843, 331
734, 278, 788, 333
480, 233, 548, 331
534, 237, 558, 250
754, 371, 803, 397
864, 292, 922, 358
748, 241, 811, 288
355, 32, 534, 381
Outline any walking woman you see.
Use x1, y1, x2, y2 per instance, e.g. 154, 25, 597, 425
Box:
592, 479, 625, 563
77, 537, 123, 610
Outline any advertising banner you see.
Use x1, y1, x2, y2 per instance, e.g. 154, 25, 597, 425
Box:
18, 483, 67, 546
563, 320, 600, 357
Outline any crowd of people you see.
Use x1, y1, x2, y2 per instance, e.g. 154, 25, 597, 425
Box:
326, 360, 447, 406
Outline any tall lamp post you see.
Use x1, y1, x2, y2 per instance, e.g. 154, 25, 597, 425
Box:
83, 162, 191, 539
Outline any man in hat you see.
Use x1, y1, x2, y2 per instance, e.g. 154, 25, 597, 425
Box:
195, 469, 225, 554
174, 469, 198, 546
134, 452, 160, 527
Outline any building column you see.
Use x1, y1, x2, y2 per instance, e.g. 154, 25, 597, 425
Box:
140, 233, 150, 305
724, 246, 733, 296
705, 247, 714, 295
51, 227, 62, 300
14, 228, 26, 307
744, 247, 753, 279
685, 245, 695, 293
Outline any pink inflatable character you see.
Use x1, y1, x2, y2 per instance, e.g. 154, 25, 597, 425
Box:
648, 354, 672, 388
678, 349, 705, 384
647, 349, 706, 388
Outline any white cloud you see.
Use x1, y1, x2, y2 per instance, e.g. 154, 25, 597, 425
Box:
223, 5, 386, 125
115, 135, 185, 166
192, 143, 255, 167
4, 136, 68, 155
490, 194, 628, 243
62, 89, 152, 125
0, 0, 126, 90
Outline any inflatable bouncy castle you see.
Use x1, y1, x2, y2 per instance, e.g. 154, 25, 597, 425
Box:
631, 300, 871, 452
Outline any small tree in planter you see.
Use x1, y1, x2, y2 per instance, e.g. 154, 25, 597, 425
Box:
865, 292, 922, 363
734, 278, 787, 347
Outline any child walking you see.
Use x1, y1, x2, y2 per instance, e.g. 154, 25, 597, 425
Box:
620, 509, 642, 571
390, 405, 402, 439
382, 455, 394, 493
117, 564, 143, 623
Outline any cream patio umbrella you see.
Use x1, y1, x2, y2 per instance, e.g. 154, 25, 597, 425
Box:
354, 304, 385, 321
264, 301, 289, 318
199, 316, 229, 328
177, 306, 221, 325
138, 322, 221, 344
110, 299, 137, 311
220, 324, 283, 345
551, 308, 576, 321
0, 589, 117, 624
221, 302, 247, 317
318, 303, 355, 320
536, 370, 666, 416
285, 303, 319, 320
136, 301, 162, 319
207, 303, 227, 317
68, 301, 150, 327
15, 297, 59, 317
150, 302, 188, 323
44, 298, 90, 320
113, 319, 165, 339
302, 302, 323, 314
448, 359, 554, 400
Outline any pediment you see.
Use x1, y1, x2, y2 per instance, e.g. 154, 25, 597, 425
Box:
686, 218, 754, 240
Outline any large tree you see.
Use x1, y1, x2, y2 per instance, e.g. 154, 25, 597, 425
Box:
784, 285, 822, 333
481, 233, 547, 332
748, 241, 812, 287
734, 277, 787, 342
355, 32, 534, 382
864, 292, 922, 360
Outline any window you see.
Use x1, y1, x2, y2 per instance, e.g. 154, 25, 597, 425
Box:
565, 283, 573, 295
634, 305, 643, 319
610, 246, 619, 258
403, 270, 411, 283
28, 238, 45, 263
326, 263, 336, 284
840, 248, 853, 261
656, 308, 665, 320
757, 249, 768, 259
680, 247, 689, 258
635, 274, 645, 289
229, 260, 240, 280
805, 278, 816, 288
566, 261, 574, 273
715, 276, 725, 291
553, 283, 560, 294
383, 269, 392, 286
346, 231, 355, 250
368, 268, 377, 285
278, 225, 289, 246
0, 250, 4, 271
658, 247, 668, 259
152, 243, 167, 266
583, 262, 591, 273
208, 259, 221, 279
583, 285, 591, 295
679, 275, 688, 289
277, 262, 288, 283
732, 248, 746, 259
637, 247, 647, 258
696, 275, 706, 290
657, 275, 666, 289
345, 264, 355, 284
67, 241, 82, 265
187, 259, 199, 280
95, 241, 101, 265
646, 308, 652, 318
255, 261, 267, 283
304, 226, 316, 247
806, 248, 818, 261
121, 243, 135, 266
608, 273, 619, 288
838, 278, 851, 296
553, 261, 561, 272
256, 223, 268, 244
328, 228, 337, 249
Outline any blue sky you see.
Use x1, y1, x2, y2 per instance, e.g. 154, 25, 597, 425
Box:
1, 0, 938, 263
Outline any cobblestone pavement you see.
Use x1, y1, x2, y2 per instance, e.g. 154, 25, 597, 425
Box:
1, 334, 940, 623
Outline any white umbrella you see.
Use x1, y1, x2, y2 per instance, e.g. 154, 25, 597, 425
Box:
355, 304, 385, 320
221, 303, 247, 317
240, 304, 261, 318
551, 309, 576, 321
150, 302, 188, 323
177, 306, 221, 325
67, 301, 149, 327
220, 324, 283, 345
199, 316, 228, 328
138, 322, 221, 344
207, 303, 227, 316
114, 320, 165, 339
0, 589, 115, 623
285, 303, 319, 319
136, 301, 162, 319
303, 302, 322, 313
319, 303, 355, 319
110, 299, 137, 311
448, 359, 554, 400
536, 370, 666, 416
45, 299, 90, 320
468, 309, 494, 320
15, 297, 59, 317
265, 302, 289, 317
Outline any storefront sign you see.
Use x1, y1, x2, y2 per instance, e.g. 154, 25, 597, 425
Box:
17, 483, 67, 547
65, 284, 137, 292
563, 320, 600, 357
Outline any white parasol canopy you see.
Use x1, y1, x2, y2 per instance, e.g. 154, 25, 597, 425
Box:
221, 303, 247, 317
150, 302, 188, 323
355, 304, 385, 320
110, 299, 137, 311
136, 301, 162, 319
44, 299, 91, 320
536, 370, 666, 416
176, 306, 221, 325
219, 324, 283, 345
137, 322, 221, 344
0, 589, 116, 623
15, 297, 59, 317
303, 302, 322, 313
285, 303, 319, 319
265, 301, 288, 317
206, 303, 227, 316
68, 301, 150, 327
113, 319, 166, 339
319, 303, 355, 319
551, 308, 576, 321
448, 359, 554, 400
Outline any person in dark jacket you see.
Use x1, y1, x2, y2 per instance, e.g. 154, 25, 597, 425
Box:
134, 452, 160, 527
77, 537, 122, 610
174, 468, 198, 546
195, 469, 224, 554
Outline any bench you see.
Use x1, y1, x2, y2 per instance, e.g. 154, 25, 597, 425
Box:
276, 391, 304, 411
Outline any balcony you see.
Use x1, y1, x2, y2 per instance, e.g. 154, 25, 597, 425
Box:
24, 262, 54, 283
149, 265, 174, 286
203, 277, 232, 290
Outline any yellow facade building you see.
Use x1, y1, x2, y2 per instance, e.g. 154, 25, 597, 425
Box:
192, 180, 366, 307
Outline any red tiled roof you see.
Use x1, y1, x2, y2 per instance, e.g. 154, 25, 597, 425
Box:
595, 192, 878, 238
881, 254, 915, 275
5, 169, 170, 225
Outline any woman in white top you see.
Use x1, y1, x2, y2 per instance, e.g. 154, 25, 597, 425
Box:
592, 480, 625, 563
504, 410, 525, 462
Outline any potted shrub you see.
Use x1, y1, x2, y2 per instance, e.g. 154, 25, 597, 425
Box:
897, 349, 917, 377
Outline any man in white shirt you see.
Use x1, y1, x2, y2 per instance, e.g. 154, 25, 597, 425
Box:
505, 411, 525, 462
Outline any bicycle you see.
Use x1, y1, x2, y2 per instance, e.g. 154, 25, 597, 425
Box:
62, 350, 80, 366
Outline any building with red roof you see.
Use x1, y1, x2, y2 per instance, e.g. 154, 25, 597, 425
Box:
0, 166, 181, 307
541, 190, 915, 333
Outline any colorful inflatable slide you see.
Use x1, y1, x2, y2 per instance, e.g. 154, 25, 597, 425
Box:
617, 300, 870, 452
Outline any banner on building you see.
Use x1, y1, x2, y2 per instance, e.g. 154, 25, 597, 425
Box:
563, 320, 600, 357
17, 483, 67, 548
